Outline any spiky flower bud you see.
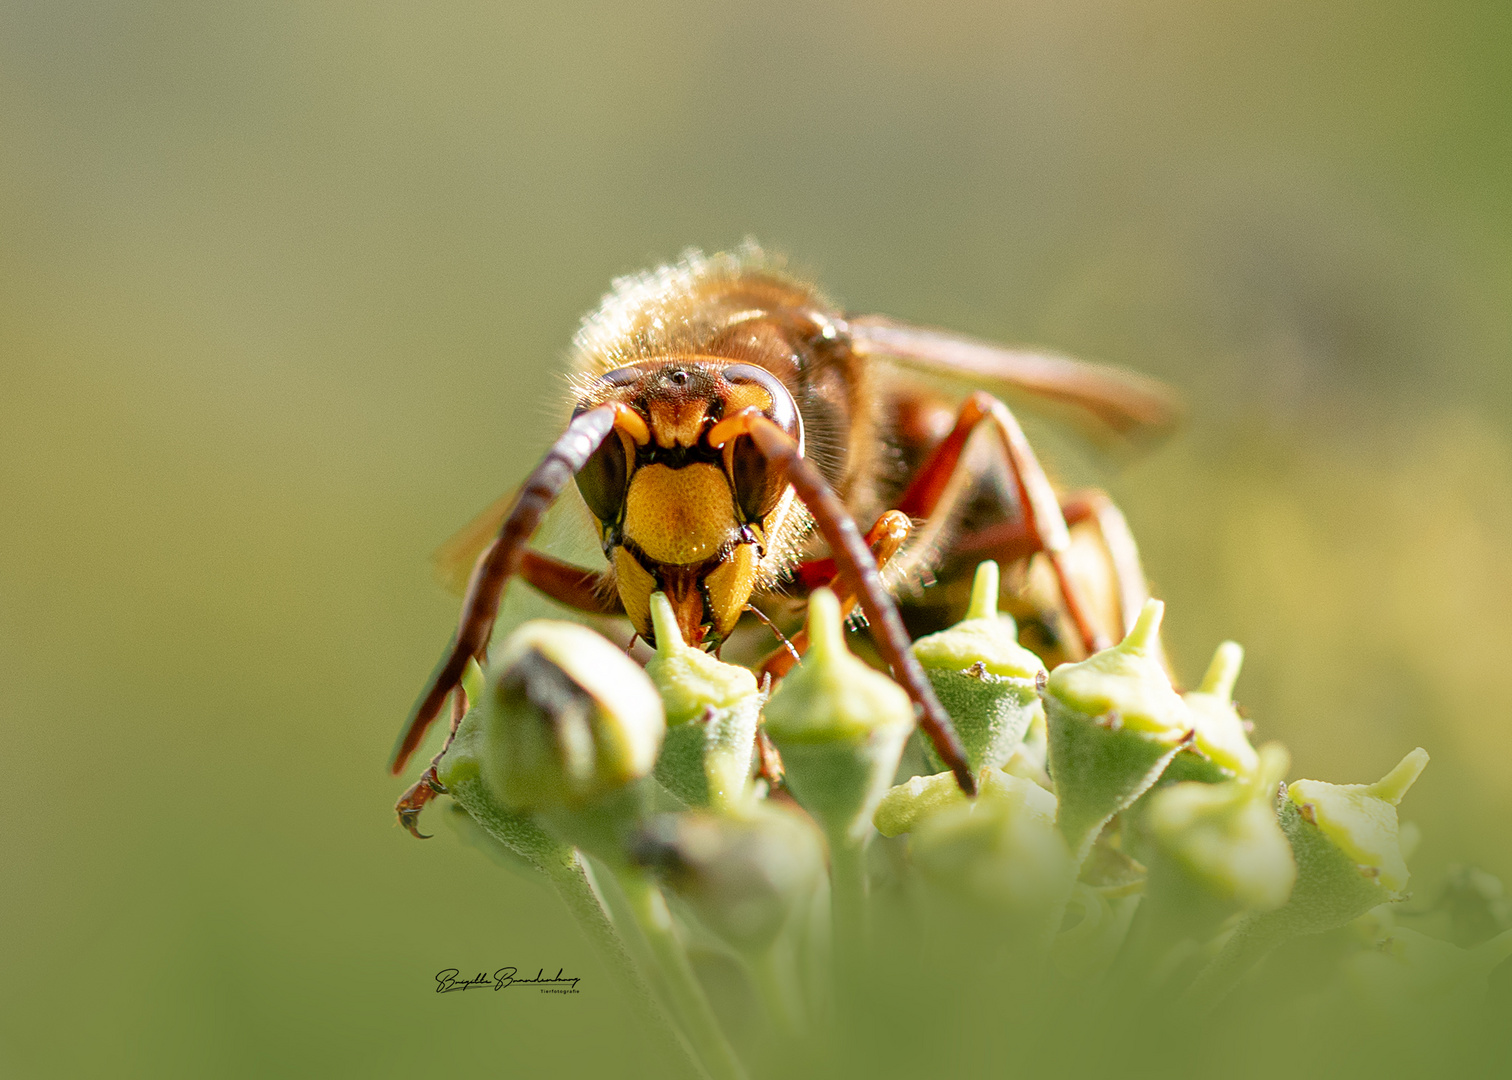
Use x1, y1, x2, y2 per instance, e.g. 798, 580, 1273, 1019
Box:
910, 561, 1047, 773
762, 589, 915, 845
1042, 599, 1190, 863
1187, 747, 1431, 1006
1158, 640, 1261, 786
436, 659, 573, 872
644, 592, 762, 811
1285, 746, 1429, 895
873, 766, 1036, 838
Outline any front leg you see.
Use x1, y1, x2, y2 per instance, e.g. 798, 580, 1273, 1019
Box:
395, 688, 470, 839
394, 544, 626, 836
391, 403, 650, 839
390, 403, 648, 777
707, 408, 976, 794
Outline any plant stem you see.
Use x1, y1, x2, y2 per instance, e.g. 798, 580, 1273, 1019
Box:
1182, 917, 1286, 1010
535, 847, 707, 1079
617, 869, 749, 1080
827, 835, 871, 1033
445, 775, 708, 1078
749, 940, 803, 1041
829, 838, 868, 973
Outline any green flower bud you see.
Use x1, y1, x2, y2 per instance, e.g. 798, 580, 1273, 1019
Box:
1185, 748, 1431, 1007
630, 805, 825, 954
644, 592, 762, 812
1043, 599, 1190, 863
908, 770, 1071, 914
436, 655, 573, 871
1143, 742, 1296, 916
874, 770, 968, 839
910, 561, 1047, 773
1150, 639, 1258, 787
1285, 746, 1428, 894
763, 589, 915, 844
433, 629, 747, 1078
471, 620, 666, 812
874, 767, 1037, 839
1046, 599, 1186, 734
645, 592, 761, 725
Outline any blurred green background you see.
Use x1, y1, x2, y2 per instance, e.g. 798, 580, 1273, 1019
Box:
2, 1, 1510, 1075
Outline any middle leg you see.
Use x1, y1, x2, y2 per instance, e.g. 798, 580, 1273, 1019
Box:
758, 509, 912, 681
950, 488, 1153, 646
888, 391, 1115, 658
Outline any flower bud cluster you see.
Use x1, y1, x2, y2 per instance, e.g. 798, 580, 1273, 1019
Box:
409, 558, 1483, 1075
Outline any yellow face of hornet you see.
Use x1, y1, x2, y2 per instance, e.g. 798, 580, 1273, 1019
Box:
571, 360, 807, 651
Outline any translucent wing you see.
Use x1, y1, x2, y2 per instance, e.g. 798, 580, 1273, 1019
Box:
847, 315, 1180, 443
431, 483, 610, 605
431, 486, 520, 596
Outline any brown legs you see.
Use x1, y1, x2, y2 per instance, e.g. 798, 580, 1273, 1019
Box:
394, 688, 471, 838
759, 510, 912, 681
517, 550, 624, 616
752, 394, 1153, 719
394, 391, 1116, 824
738, 413, 977, 794
393, 546, 624, 837
390, 404, 627, 780
890, 391, 1115, 657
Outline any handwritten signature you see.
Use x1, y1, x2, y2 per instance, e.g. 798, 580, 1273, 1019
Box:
435, 967, 582, 994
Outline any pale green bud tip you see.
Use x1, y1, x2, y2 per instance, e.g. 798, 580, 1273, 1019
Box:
874, 771, 965, 837
910, 562, 1040, 680
1198, 641, 1244, 699
1369, 747, 1429, 806
648, 590, 687, 655
1144, 759, 1297, 911
763, 589, 914, 743
1122, 597, 1164, 657
965, 560, 1001, 622
874, 767, 1055, 837
1044, 597, 1185, 737
908, 772, 1068, 910
1253, 742, 1290, 796
644, 592, 758, 725
806, 587, 846, 661
1182, 642, 1258, 776
1287, 747, 1428, 893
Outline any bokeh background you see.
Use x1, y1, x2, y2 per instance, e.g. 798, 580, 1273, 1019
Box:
3, 1, 1510, 1075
